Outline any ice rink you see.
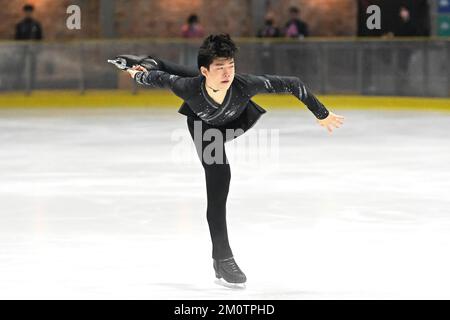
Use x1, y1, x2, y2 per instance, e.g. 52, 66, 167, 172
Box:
1, 107, 450, 299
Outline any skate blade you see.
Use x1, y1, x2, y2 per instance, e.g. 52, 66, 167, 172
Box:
214, 278, 246, 289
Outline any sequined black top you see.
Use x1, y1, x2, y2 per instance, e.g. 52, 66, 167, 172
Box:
134, 64, 329, 126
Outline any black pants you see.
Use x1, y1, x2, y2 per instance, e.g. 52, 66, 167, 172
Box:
187, 117, 234, 260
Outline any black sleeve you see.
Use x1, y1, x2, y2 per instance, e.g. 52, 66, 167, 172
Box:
154, 58, 199, 77
134, 70, 195, 100
243, 74, 329, 120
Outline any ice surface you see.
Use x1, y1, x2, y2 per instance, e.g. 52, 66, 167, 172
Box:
0, 107, 449, 299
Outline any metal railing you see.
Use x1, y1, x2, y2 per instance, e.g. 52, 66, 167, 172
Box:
0, 38, 448, 97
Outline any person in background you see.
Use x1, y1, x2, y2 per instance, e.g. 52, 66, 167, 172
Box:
15, 4, 43, 40
393, 6, 417, 37
181, 14, 205, 38
284, 6, 309, 38
14, 4, 42, 93
257, 14, 281, 38
387, 6, 418, 95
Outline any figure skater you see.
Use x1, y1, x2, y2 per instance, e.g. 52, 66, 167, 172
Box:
109, 34, 344, 286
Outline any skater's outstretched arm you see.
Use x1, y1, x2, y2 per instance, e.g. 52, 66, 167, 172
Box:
243, 74, 344, 133
108, 55, 198, 77
128, 65, 195, 101
155, 58, 199, 77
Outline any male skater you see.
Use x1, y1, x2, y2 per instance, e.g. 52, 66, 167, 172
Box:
113, 34, 344, 286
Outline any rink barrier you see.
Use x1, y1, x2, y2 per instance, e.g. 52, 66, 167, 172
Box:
0, 39, 448, 97
0, 90, 449, 112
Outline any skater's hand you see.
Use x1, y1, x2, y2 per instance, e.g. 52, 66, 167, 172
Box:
317, 111, 344, 134
127, 65, 148, 78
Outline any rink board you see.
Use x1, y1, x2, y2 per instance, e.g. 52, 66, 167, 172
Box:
0, 90, 449, 112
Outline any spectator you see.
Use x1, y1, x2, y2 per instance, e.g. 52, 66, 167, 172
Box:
416, 0, 430, 36
14, 4, 42, 93
15, 4, 43, 40
284, 6, 309, 38
181, 14, 205, 38
393, 6, 417, 37
389, 6, 418, 95
257, 14, 281, 38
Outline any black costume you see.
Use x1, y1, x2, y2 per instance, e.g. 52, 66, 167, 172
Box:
111, 55, 330, 261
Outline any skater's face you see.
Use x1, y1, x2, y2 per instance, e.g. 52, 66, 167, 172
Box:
201, 57, 235, 91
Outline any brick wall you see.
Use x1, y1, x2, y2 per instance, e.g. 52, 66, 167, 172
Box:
114, 0, 253, 38
268, 0, 357, 36
0, 0, 100, 40
0, 0, 356, 40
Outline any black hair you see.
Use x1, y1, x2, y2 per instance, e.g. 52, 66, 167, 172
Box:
187, 14, 199, 24
23, 4, 34, 12
197, 34, 238, 70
